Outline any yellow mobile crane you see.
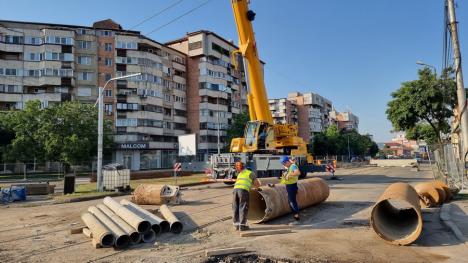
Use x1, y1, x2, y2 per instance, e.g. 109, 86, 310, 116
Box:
210, 0, 323, 180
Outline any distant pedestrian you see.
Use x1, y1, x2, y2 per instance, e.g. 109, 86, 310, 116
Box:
280, 156, 301, 221
232, 161, 260, 231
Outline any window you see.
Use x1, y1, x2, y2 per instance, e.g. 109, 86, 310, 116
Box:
5, 68, 18, 76
105, 104, 113, 116
105, 58, 113, 66
0, 84, 23, 93
77, 86, 92, 96
211, 43, 230, 56
104, 89, 112, 97
116, 41, 137, 49
78, 72, 93, 81
104, 73, 112, 81
24, 36, 42, 45
26, 53, 40, 61
77, 40, 92, 50
4, 35, 23, 44
104, 43, 112, 51
77, 56, 92, 65
100, 31, 113, 37
44, 36, 73, 45
188, 41, 202, 50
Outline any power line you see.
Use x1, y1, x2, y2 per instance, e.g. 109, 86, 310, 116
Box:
145, 0, 212, 36
128, 0, 185, 30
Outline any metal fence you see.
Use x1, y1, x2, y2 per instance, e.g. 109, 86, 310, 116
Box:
431, 143, 468, 190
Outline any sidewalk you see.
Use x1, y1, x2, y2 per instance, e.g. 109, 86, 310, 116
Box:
441, 198, 468, 243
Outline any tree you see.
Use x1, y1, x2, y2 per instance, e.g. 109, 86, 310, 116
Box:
406, 123, 438, 145
386, 67, 456, 146
224, 111, 249, 151
369, 142, 379, 157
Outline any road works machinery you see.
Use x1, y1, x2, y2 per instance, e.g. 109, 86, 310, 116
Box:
210, 0, 325, 181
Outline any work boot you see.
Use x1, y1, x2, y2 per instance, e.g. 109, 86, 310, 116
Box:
239, 225, 250, 231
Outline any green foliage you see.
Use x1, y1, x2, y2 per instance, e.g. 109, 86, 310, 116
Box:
405, 123, 438, 145
0, 100, 112, 164
224, 111, 249, 150
310, 125, 378, 157
386, 67, 456, 144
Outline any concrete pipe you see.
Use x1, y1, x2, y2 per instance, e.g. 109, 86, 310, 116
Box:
103, 196, 152, 233
81, 212, 115, 248
88, 206, 130, 249
414, 182, 441, 208
247, 177, 330, 223
433, 180, 452, 201
141, 229, 156, 243
120, 199, 169, 234
132, 184, 166, 205
370, 182, 423, 245
256, 177, 280, 186
159, 204, 183, 234
430, 182, 446, 205
96, 204, 141, 244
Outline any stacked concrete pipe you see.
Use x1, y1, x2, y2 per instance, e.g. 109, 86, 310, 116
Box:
103, 196, 152, 233
370, 182, 423, 245
159, 204, 184, 234
81, 212, 115, 248
121, 199, 170, 233
88, 206, 131, 249
96, 204, 141, 244
247, 177, 330, 223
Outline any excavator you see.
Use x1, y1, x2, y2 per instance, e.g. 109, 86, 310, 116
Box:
210, 0, 324, 181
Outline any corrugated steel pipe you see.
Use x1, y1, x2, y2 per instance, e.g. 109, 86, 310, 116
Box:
88, 206, 131, 249
159, 204, 183, 234
414, 182, 441, 207
81, 212, 115, 248
96, 204, 141, 244
370, 182, 423, 245
103, 197, 151, 233
247, 177, 330, 223
141, 229, 156, 243
120, 199, 170, 234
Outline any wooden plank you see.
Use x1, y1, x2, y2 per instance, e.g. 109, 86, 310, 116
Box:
82, 227, 92, 238
239, 229, 292, 237
70, 226, 85, 234
205, 247, 246, 257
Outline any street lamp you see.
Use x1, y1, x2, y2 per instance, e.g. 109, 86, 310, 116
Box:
416, 60, 437, 74
95, 73, 141, 192
217, 86, 229, 154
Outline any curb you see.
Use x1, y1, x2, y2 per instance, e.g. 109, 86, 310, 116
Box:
440, 203, 468, 243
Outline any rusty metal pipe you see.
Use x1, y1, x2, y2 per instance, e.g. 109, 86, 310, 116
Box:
159, 204, 183, 234
103, 197, 151, 233
248, 178, 329, 223
88, 206, 130, 249
370, 183, 423, 245
414, 182, 441, 208
120, 199, 170, 234
132, 184, 166, 205
96, 204, 141, 244
256, 177, 280, 186
81, 212, 115, 248
432, 180, 450, 202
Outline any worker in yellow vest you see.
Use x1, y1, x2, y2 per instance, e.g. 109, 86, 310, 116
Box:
232, 161, 260, 231
280, 156, 301, 221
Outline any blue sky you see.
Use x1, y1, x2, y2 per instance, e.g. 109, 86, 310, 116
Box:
1, 0, 466, 142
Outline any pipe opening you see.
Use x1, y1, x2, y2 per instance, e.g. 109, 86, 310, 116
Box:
247, 190, 267, 221
129, 232, 141, 244
114, 235, 131, 249
170, 222, 183, 234
151, 224, 161, 234
372, 199, 420, 243
160, 221, 170, 233
142, 230, 156, 243
137, 221, 152, 233
101, 234, 115, 247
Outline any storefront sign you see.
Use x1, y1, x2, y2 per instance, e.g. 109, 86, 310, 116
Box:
117, 143, 149, 149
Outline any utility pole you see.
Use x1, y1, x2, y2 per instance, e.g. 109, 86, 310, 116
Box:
447, 0, 468, 156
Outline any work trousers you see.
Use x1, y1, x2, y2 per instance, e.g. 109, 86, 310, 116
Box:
286, 183, 299, 214
232, 188, 250, 226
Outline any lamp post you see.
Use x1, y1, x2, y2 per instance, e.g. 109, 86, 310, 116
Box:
416, 60, 437, 74
216, 86, 229, 154
95, 73, 141, 192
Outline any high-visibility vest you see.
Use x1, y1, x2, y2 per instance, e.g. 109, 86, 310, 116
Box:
234, 169, 253, 191
281, 164, 300, 185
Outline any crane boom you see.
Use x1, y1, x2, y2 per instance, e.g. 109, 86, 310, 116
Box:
231, 0, 272, 124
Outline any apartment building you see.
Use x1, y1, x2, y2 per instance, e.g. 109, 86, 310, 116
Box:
269, 98, 297, 124
167, 30, 248, 161
0, 19, 187, 170
329, 109, 359, 131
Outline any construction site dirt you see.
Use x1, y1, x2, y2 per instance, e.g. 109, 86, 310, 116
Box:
0, 166, 466, 263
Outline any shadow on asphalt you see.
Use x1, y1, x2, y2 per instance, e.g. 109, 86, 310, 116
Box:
413, 209, 463, 247
315, 174, 429, 185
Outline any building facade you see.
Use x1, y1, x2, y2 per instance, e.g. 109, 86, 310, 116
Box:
269, 98, 297, 124
0, 19, 188, 170
167, 31, 248, 161
329, 109, 359, 131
